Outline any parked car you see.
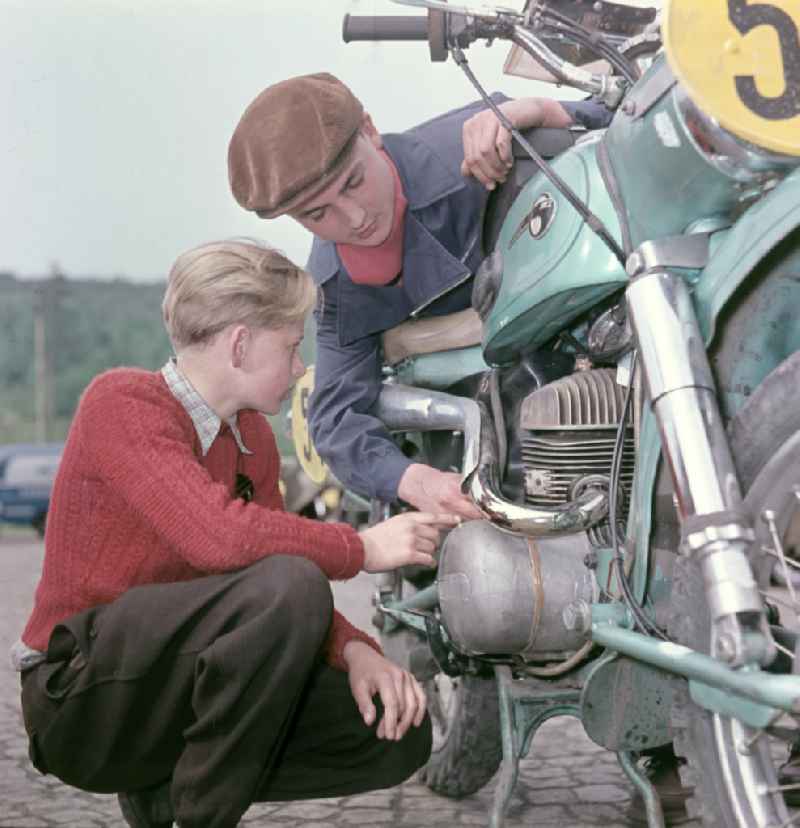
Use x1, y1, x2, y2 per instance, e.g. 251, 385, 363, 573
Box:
0, 442, 63, 536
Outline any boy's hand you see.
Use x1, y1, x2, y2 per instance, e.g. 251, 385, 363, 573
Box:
359, 511, 459, 573
343, 641, 427, 740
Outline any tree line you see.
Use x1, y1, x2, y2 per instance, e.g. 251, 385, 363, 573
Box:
0, 273, 172, 444
0, 272, 302, 455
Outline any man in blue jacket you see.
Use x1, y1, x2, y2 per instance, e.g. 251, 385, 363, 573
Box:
228, 73, 701, 827
228, 72, 611, 519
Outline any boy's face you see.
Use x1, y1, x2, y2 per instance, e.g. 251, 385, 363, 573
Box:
239, 320, 306, 415
288, 116, 395, 247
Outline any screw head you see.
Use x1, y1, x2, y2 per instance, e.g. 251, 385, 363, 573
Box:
716, 632, 737, 662
626, 251, 644, 277
562, 600, 591, 633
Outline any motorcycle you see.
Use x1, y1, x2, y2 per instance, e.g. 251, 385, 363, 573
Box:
294, 1, 800, 825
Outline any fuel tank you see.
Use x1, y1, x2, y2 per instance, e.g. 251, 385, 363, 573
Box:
482, 133, 627, 365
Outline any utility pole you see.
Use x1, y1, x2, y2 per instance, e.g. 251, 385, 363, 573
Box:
32, 265, 63, 443
32, 285, 49, 443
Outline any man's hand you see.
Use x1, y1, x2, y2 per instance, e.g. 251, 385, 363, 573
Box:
461, 97, 574, 189
343, 641, 427, 741
398, 463, 483, 521
359, 511, 459, 573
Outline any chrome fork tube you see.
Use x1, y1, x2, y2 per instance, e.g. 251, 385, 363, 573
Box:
627, 271, 739, 517
626, 270, 764, 631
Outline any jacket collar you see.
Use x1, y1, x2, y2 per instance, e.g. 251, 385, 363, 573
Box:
386, 132, 465, 211
330, 212, 473, 345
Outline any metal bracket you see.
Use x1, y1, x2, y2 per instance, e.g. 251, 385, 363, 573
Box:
490, 664, 582, 828
622, 56, 676, 121
378, 603, 466, 678
424, 612, 465, 677
379, 605, 429, 635
376, 581, 439, 634
626, 233, 711, 277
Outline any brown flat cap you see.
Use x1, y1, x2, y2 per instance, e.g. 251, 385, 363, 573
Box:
228, 73, 364, 219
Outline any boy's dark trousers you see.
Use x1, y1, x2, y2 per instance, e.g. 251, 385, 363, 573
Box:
20, 555, 432, 828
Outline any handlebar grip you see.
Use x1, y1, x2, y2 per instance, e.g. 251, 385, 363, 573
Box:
342, 14, 429, 43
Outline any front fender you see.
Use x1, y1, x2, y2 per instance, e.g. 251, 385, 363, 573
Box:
695, 166, 800, 421
696, 167, 800, 344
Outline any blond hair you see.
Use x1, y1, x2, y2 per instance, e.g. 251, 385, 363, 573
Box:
162, 239, 315, 350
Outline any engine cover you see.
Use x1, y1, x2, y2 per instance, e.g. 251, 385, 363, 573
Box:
438, 520, 594, 659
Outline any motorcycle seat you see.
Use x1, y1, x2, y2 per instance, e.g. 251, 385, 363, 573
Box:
381, 307, 482, 365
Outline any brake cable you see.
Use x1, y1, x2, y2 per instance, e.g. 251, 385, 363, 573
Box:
609, 353, 670, 640
451, 15, 660, 632
452, 46, 628, 269
535, 7, 639, 84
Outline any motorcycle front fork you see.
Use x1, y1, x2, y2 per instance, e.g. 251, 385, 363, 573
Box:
625, 264, 775, 667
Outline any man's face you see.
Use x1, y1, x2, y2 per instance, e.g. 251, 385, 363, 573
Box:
239, 320, 306, 415
288, 116, 396, 247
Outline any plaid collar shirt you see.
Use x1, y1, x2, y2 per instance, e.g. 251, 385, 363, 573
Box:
161, 358, 253, 457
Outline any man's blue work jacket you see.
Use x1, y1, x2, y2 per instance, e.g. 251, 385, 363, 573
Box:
306, 96, 611, 503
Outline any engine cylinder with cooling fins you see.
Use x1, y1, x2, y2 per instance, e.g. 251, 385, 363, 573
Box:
518, 369, 634, 522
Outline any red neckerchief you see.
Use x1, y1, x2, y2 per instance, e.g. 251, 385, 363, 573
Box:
337, 150, 407, 286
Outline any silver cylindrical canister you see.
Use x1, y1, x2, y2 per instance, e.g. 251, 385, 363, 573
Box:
437, 520, 595, 658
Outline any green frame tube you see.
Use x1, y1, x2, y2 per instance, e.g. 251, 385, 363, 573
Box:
591, 621, 800, 715
380, 584, 440, 634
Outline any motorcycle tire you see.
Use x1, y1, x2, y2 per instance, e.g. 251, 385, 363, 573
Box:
419, 673, 503, 798
670, 349, 800, 827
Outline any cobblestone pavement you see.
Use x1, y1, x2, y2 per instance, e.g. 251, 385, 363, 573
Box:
0, 531, 701, 828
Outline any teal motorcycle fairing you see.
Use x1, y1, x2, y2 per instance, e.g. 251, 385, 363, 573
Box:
482, 133, 627, 365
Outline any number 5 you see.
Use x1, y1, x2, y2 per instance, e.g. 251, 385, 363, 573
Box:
300, 386, 318, 464
727, 0, 800, 120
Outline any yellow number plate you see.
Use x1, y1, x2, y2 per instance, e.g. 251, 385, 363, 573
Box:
664, 0, 800, 156
290, 366, 328, 485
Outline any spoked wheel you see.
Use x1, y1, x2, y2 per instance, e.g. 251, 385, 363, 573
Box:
671, 351, 800, 827
419, 672, 503, 797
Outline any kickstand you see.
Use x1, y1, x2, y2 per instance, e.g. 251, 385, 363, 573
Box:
490, 664, 582, 828
617, 751, 666, 828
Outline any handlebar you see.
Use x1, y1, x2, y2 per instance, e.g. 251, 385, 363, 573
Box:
342, 11, 449, 62
342, 14, 429, 43
341, 3, 628, 107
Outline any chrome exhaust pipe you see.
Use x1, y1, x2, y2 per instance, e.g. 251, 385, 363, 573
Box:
465, 386, 608, 537
374, 382, 608, 537
373, 383, 481, 479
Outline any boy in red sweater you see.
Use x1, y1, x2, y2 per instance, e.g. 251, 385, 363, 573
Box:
13, 240, 452, 828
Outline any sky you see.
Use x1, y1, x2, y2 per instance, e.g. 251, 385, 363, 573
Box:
0, 0, 569, 282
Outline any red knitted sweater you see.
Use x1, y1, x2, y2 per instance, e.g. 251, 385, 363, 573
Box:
21, 368, 380, 670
